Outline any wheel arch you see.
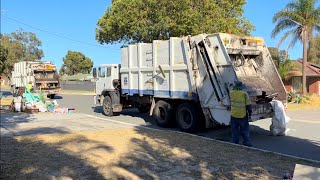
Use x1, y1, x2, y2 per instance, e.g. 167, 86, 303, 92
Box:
100, 90, 112, 105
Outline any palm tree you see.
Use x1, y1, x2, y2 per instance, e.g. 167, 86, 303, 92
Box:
275, 58, 296, 80
272, 0, 320, 95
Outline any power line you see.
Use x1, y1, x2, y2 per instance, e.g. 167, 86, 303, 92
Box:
2, 15, 120, 50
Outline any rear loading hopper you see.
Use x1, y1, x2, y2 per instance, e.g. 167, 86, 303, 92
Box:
190, 33, 286, 125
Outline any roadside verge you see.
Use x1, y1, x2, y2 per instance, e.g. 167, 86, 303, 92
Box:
59, 90, 95, 95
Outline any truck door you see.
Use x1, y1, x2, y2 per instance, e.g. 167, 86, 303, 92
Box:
96, 66, 106, 95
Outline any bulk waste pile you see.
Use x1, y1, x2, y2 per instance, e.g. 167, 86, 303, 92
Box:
0, 87, 74, 114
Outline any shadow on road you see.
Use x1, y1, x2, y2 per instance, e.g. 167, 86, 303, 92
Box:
249, 125, 320, 161
1, 112, 36, 129
92, 106, 156, 125
51, 95, 63, 99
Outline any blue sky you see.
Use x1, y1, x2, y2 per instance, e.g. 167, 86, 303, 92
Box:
1, 0, 306, 70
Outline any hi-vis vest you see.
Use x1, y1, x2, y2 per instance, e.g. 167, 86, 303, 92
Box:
230, 89, 251, 118
26, 84, 33, 90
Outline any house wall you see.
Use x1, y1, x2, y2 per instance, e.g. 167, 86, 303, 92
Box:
282, 77, 320, 95
283, 79, 293, 92
308, 77, 320, 95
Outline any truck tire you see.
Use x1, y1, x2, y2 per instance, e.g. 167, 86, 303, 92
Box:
176, 103, 199, 133
103, 96, 113, 116
153, 100, 173, 127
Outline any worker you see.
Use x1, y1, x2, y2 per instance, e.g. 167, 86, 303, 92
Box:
26, 81, 33, 92
230, 81, 252, 147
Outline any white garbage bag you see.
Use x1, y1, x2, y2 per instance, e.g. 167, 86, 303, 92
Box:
35, 101, 47, 112
52, 100, 58, 106
269, 100, 290, 136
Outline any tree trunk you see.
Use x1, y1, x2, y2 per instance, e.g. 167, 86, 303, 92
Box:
302, 31, 308, 95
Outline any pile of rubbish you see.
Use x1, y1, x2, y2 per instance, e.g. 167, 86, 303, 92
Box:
2, 88, 74, 114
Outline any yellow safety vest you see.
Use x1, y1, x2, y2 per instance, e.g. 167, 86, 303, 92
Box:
26, 84, 33, 90
230, 89, 251, 118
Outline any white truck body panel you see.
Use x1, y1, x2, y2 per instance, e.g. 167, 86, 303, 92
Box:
11, 61, 45, 87
121, 38, 196, 100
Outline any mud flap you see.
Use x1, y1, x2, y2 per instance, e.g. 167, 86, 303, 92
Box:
149, 98, 156, 116
93, 95, 97, 104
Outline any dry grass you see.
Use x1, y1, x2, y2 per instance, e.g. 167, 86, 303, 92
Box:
0, 84, 11, 89
1, 128, 319, 179
288, 95, 320, 111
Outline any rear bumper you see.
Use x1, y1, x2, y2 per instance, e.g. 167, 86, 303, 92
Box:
93, 95, 100, 105
251, 103, 273, 121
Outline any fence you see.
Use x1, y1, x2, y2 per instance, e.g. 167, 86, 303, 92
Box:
60, 81, 95, 91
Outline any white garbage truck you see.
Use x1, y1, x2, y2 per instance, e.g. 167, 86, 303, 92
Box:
11, 61, 61, 99
93, 33, 287, 132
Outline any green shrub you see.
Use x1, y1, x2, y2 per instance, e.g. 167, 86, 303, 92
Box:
287, 92, 295, 102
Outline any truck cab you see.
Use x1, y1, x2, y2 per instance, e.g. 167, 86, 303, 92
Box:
93, 64, 122, 115
95, 64, 120, 94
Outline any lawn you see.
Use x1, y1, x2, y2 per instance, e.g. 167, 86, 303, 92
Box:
287, 96, 320, 111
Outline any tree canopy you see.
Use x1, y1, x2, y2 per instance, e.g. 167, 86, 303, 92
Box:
0, 29, 44, 75
268, 47, 280, 60
59, 51, 93, 75
268, 47, 295, 80
96, 0, 254, 44
0, 45, 8, 75
272, 0, 320, 95
308, 35, 320, 64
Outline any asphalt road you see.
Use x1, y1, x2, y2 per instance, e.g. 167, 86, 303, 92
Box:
1, 90, 320, 161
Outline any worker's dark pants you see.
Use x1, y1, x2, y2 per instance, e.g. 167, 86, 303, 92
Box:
231, 116, 251, 146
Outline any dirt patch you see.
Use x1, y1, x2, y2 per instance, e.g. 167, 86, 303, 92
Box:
1, 128, 319, 179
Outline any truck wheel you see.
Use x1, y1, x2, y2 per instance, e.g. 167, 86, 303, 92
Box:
176, 103, 199, 133
49, 94, 55, 99
153, 100, 173, 127
103, 96, 113, 116
138, 105, 150, 113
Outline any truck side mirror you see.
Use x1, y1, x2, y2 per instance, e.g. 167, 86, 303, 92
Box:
92, 68, 97, 78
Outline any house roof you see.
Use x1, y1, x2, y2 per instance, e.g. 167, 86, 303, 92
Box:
310, 63, 320, 70
289, 60, 320, 77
